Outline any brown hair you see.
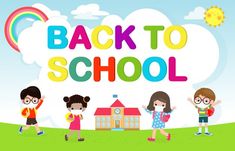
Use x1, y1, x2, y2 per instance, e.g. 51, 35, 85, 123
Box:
194, 88, 215, 101
147, 91, 172, 113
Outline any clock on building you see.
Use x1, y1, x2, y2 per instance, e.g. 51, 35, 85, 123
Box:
114, 108, 121, 114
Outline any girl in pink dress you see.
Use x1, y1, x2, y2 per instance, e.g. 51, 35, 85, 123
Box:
63, 94, 90, 142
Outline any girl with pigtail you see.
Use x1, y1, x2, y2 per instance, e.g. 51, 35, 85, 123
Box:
63, 94, 90, 142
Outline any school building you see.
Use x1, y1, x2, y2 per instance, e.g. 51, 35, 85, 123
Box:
94, 95, 141, 130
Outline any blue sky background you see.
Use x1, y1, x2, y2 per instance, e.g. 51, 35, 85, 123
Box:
0, 0, 234, 108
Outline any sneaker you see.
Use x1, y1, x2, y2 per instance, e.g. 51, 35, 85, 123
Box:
147, 137, 155, 142
37, 131, 44, 136
194, 132, 202, 136
65, 135, 68, 141
167, 133, 171, 141
78, 138, 85, 141
19, 126, 23, 134
205, 132, 213, 136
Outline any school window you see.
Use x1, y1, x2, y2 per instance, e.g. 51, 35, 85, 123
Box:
107, 122, 110, 128
102, 117, 105, 122
135, 117, 139, 123
130, 117, 134, 122
96, 117, 100, 128
135, 122, 139, 128
96, 116, 110, 128
96, 121, 100, 128
106, 117, 110, 122
105, 117, 110, 128
124, 122, 129, 128
130, 122, 134, 128
102, 121, 105, 128
124, 117, 129, 128
125, 117, 129, 122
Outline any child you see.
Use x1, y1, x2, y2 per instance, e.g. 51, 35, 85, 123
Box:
19, 86, 44, 135
143, 91, 175, 142
63, 94, 90, 142
188, 88, 221, 136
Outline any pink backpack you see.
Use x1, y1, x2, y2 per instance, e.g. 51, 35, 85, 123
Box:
153, 111, 170, 122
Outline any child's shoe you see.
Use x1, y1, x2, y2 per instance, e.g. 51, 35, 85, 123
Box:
205, 132, 213, 136
78, 138, 85, 141
147, 137, 155, 142
37, 131, 44, 136
65, 135, 68, 141
19, 126, 23, 134
167, 133, 171, 141
194, 132, 202, 136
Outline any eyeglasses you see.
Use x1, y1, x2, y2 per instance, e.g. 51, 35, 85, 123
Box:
194, 97, 211, 105
23, 97, 39, 105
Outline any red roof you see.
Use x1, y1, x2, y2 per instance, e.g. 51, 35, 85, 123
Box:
110, 99, 125, 107
94, 108, 111, 115
94, 100, 141, 116
124, 108, 141, 115
94, 107, 141, 116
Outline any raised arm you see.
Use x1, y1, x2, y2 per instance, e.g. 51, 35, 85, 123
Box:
187, 97, 195, 106
35, 96, 45, 110
163, 106, 176, 115
142, 105, 152, 115
211, 100, 221, 107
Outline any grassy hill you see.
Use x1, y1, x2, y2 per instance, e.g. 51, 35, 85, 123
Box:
0, 122, 234, 150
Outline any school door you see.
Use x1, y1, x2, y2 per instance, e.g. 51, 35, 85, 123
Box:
115, 120, 120, 128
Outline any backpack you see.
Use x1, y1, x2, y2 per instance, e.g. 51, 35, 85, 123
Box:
153, 111, 171, 123
65, 113, 74, 122
207, 107, 215, 116
65, 113, 83, 122
198, 107, 215, 117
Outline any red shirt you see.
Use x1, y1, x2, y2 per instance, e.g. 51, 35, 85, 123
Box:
21, 99, 43, 118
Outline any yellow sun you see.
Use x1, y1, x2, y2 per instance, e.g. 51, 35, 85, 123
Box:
204, 6, 225, 27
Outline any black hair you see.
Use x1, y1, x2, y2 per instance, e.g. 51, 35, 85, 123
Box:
63, 94, 90, 108
20, 86, 41, 99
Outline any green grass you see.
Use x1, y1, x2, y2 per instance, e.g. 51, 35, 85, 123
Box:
0, 122, 234, 150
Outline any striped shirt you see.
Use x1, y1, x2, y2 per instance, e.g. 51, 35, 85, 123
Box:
195, 105, 211, 117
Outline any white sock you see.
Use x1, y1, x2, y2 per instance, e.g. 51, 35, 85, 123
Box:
205, 127, 209, 133
198, 127, 202, 133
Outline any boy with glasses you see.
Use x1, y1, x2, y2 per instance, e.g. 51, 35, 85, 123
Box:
188, 88, 221, 136
19, 86, 45, 135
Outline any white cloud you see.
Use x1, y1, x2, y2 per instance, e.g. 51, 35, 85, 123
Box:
71, 3, 109, 20
26, 18, 35, 22
32, 3, 68, 20
1, 8, 229, 130
184, 6, 205, 20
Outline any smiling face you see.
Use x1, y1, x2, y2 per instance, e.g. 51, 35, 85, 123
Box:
204, 6, 225, 27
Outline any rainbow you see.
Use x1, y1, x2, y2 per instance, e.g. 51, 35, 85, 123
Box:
4, 7, 48, 52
